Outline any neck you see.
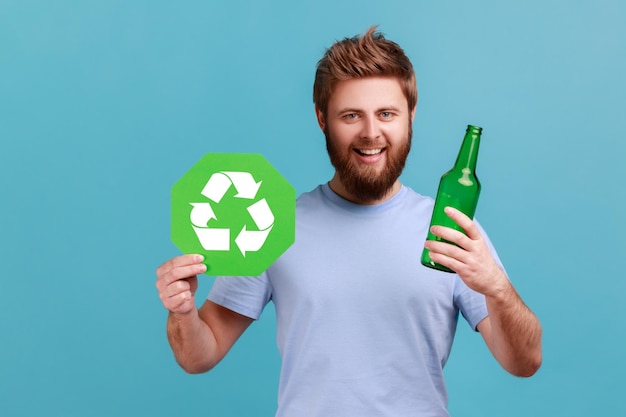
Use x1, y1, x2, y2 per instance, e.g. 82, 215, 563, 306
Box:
328, 174, 402, 205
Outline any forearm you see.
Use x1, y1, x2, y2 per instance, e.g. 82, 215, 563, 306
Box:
484, 273, 542, 377
166, 310, 219, 374
425, 209, 543, 375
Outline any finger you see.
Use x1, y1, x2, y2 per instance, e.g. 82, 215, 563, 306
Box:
444, 207, 481, 240
163, 291, 195, 313
156, 254, 205, 277
156, 264, 206, 291
428, 225, 471, 249
163, 279, 192, 298
424, 239, 469, 263
160, 263, 206, 286
427, 250, 464, 274
157, 254, 205, 281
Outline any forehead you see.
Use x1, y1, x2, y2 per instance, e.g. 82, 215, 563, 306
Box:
328, 76, 407, 111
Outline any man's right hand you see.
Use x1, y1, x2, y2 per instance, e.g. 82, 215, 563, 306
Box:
156, 254, 254, 373
156, 254, 206, 314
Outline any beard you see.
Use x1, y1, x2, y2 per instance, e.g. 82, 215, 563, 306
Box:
325, 125, 412, 202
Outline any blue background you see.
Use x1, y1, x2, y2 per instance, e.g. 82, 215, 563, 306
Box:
1, 1, 624, 415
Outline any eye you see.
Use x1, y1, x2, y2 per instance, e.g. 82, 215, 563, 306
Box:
342, 113, 360, 122
380, 111, 393, 119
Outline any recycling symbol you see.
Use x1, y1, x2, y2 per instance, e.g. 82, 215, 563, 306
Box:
190, 171, 273, 256
171, 153, 296, 276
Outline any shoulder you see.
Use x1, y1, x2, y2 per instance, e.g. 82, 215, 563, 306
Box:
296, 184, 325, 205
401, 185, 433, 204
294, 184, 339, 216
396, 185, 434, 215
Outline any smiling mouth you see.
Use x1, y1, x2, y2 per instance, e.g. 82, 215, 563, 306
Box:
355, 148, 385, 156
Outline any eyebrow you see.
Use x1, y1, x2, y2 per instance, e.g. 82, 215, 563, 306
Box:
335, 106, 404, 115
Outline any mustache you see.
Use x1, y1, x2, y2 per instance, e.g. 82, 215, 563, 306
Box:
350, 139, 387, 148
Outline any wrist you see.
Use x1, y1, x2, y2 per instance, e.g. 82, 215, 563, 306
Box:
168, 308, 199, 323
482, 267, 512, 300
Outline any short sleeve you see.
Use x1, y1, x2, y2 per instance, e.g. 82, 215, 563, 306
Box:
207, 272, 272, 320
453, 278, 488, 331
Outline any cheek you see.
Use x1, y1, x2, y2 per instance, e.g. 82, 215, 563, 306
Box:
385, 124, 410, 143
328, 125, 357, 146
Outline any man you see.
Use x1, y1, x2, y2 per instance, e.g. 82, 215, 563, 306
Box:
156, 27, 542, 416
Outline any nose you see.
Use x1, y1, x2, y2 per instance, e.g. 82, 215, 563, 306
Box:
360, 116, 381, 140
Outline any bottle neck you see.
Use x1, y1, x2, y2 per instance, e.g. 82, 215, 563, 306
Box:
454, 125, 482, 172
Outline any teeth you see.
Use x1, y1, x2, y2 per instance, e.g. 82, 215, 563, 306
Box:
359, 149, 383, 155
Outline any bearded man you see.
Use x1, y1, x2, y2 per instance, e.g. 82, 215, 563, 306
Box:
156, 27, 542, 417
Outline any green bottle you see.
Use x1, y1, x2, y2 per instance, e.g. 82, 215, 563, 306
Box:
421, 125, 483, 273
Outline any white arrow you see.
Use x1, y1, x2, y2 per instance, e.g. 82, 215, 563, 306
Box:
193, 226, 230, 251
201, 172, 232, 203
235, 225, 273, 257
189, 202, 217, 227
247, 198, 274, 230
223, 172, 262, 199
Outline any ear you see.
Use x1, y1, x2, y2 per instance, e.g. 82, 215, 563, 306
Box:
315, 106, 326, 131
410, 105, 416, 123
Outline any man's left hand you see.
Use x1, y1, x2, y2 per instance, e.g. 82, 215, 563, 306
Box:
423, 206, 507, 297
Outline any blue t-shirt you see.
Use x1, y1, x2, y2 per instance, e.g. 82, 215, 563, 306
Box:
208, 183, 503, 417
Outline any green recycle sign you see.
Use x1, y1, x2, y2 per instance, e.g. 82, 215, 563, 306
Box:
171, 153, 296, 276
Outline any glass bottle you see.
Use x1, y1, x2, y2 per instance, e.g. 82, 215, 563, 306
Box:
421, 125, 483, 273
